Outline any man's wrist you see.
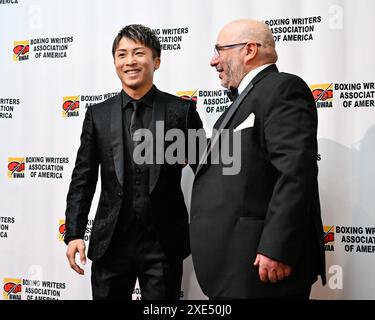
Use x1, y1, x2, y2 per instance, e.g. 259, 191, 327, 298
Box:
64, 236, 82, 245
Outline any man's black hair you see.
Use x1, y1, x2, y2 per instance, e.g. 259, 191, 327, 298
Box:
112, 24, 161, 58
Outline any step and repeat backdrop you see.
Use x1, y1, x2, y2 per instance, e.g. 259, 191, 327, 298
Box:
1, 0, 374, 300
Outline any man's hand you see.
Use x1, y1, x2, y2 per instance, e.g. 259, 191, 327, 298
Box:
66, 239, 86, 275
253, 253, 291, 283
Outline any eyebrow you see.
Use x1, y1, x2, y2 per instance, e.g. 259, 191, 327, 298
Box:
116, 46, 146, 52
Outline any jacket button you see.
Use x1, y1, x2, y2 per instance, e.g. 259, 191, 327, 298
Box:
118, 192, 122, 197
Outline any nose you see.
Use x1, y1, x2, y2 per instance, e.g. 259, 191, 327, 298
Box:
125, 53, 136, 65
210, 54, 219, 67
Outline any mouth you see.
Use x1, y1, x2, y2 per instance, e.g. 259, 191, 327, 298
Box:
217, 69, 224, 79
125, 69, 141, 75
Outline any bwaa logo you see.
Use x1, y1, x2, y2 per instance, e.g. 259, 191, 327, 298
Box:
3, 278, 22, 300
7, 157, 25, 179
324, 225, 334, 251
58, 219, 65, 241
310, 83, 333, 108
13, 40, 29, 61
62, 96, 80, 118
177, 90, 197, 102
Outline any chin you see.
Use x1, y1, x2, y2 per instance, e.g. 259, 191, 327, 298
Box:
221, 81, 229, 88
124, 81, 141, 89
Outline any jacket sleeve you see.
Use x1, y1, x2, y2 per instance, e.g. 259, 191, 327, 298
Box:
185, 100, 204, 173
64, 106, 99, 244
256, 75, 319, 267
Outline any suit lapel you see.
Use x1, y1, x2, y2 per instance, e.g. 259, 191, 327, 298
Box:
195, 64, 279, 176
110, 94, 124, 186
217, 82, 253, 131
195, 82, 254, 175
149, 89, 165, 194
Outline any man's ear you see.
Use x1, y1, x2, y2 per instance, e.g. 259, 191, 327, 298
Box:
244, 42, 258, 62
154, 57, 161, 70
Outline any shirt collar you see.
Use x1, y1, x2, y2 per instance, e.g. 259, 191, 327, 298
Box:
237, 63, 273, 95
121, 85, 156, 109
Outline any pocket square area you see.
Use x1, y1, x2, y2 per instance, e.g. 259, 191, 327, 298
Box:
234, 113, 255, 132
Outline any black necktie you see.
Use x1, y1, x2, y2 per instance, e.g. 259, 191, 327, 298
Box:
130, 100, 142, 147
226, 86, 238, 102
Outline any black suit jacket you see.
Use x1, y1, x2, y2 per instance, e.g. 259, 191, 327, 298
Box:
65, 87, 202, 261
190, 65, 326, 298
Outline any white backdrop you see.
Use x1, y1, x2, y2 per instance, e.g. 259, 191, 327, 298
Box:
1, 0, 374, 300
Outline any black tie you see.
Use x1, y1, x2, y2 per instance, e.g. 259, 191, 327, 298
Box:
226, 86, 238, 102
130, 100, 142, 147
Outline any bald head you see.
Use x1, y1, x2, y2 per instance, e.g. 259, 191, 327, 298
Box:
219, 19, 278, 64
211, 19, 278, 89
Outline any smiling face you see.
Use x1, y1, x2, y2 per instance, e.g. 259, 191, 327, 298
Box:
114, 37, 160, 98
210, 27, 249, 90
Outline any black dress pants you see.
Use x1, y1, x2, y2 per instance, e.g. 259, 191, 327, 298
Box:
91, 218, 182, 300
